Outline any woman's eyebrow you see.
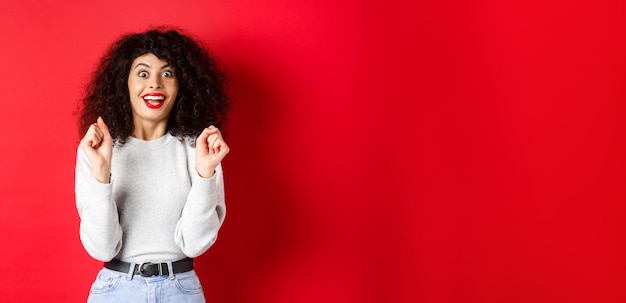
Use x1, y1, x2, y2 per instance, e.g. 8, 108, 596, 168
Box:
135, 63, 170, 69
133, 63, 171, 70
134, 63, 150, 69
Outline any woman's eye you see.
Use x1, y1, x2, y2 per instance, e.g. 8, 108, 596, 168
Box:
162, 71, 173, 77
138, 71, 148, 77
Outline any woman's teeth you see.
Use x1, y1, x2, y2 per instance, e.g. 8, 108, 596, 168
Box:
142, 95, 166, 108
143, 96, 165, 101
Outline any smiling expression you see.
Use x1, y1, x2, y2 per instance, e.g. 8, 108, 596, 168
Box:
128, 53, 179, 126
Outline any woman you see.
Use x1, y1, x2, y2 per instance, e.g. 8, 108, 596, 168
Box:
75, 28, 229, 302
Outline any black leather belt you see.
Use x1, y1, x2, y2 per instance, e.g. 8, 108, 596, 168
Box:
104, 258, 194, 277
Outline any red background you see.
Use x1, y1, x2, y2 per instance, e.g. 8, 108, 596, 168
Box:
1, 0, 625, 302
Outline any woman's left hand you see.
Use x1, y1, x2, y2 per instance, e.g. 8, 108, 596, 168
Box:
195, 126, 230, 178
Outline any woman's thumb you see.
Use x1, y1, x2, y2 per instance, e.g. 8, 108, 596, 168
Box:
97, 116, 111, 136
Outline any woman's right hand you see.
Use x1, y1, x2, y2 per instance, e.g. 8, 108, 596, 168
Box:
80, 116, 112, 183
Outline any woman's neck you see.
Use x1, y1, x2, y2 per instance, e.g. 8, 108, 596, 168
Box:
132, 120, 168, 140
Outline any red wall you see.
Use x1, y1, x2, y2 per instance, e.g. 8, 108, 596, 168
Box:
1, 0, 625, 302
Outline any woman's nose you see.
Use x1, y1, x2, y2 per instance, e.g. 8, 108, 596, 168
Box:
149, 77, 162, 89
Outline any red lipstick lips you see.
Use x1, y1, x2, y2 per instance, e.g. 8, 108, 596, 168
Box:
142, 93, 166, 109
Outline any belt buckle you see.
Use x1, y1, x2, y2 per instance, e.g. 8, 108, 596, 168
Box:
139, 262, 163, 277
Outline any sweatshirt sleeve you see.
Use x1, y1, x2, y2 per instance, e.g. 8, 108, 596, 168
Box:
174, 162, 226, 258
75, 147, 123, 261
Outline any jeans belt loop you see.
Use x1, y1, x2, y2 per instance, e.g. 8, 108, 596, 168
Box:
126, 262, 136, 280
167, 262, 175, 280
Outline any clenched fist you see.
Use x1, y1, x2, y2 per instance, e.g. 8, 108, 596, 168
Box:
195, 126, 229, 178
80, 117, 112, 183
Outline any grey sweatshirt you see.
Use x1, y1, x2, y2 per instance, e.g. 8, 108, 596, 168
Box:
75, 133, 226, 263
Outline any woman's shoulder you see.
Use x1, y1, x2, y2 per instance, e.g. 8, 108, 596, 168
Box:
176, 134, 197, 148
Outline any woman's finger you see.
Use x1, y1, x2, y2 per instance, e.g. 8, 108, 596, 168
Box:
96, 117, 112, 144
82, 127, 96, 148
90, 126, 103, 148
212, 137, 223, 152
196, 128, 213, 156
207, 134, 218, 154
218, 139, 230, 156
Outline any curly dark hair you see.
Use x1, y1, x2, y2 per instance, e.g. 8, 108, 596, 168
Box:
78, 27, 229, 143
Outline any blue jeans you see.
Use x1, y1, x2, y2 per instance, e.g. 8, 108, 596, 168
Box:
87, 267, 205, 303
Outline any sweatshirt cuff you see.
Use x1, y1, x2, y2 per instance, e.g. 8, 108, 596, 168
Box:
86, 175, 116, 225
189, 171, 218, 203
88, 174, 113, 195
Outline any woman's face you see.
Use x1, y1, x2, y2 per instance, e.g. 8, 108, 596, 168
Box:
127, 53, 178, 126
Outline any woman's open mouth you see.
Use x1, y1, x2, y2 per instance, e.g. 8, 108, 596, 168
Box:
142, 93, 166, 109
